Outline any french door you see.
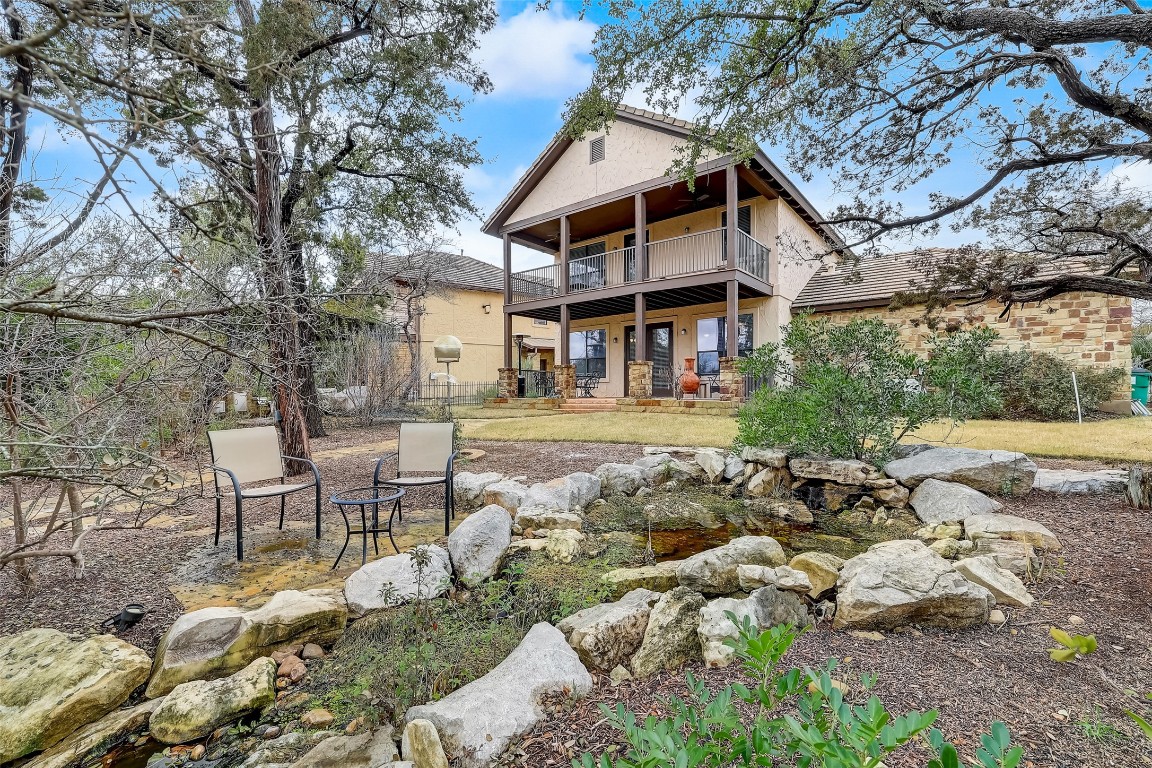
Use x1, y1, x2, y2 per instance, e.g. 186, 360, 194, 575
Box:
624, 322, 675, 396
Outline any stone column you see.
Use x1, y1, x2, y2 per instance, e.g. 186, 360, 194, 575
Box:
628, 361, 653, 398
718, 357, 745, 401
555, 364, 576, 399
498, 367, 518, 399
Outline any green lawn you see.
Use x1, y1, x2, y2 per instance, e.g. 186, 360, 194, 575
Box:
459, 409, 1152, 463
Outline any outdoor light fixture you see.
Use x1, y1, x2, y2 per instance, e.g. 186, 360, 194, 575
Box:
482, 303, 491, 314
433, 335, 462, 378
613, 336, 619, 344
512, 332, 530, 397
101, 603, 147, 633
680, 328, 688, 335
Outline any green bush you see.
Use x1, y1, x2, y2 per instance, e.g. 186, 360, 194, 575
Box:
577, 616, 1024, 768
980, 350, 1125, 421
737, 314, 998, 464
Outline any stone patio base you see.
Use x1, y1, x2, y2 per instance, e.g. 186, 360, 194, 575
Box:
483, 397, 563, 410
616, 397, 739, 416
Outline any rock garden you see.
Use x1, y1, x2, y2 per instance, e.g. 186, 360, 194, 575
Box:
5, 433, 1148, 768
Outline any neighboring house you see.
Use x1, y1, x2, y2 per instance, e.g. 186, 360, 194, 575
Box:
483, 105, 844, 400
385, 253, 556, 383
794, 250, 1133, 377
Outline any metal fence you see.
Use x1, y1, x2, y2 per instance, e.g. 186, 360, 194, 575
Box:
743, 371, 774, 397
409, 380, 499, 405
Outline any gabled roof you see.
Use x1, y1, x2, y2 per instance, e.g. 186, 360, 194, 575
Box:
481, 104, 845, 250
374, 252, 506, 294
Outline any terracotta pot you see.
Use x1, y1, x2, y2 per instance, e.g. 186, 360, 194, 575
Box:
679, 357, 701, 396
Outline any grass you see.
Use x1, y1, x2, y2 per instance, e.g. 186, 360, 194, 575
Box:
458, 408, 1152, 463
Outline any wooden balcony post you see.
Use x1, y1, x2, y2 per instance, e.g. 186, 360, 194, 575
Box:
559, 215, 570, 296
634, 292, 646, 361
503, 232, 513, 369
726, 279, 739, 365
634, 192, 647, 281
725, 164, 738, 264
560, 303, 571, 366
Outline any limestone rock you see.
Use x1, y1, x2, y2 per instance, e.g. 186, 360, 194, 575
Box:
745, 498, 814, 526
969, 537, 1037, 578
21, 699, 161, 768
1033, 468, 1126, 495
149, 658, 276, 745
834, 540, 993, 630
737, 564, 812, 593
699, 587, 810, 667
910, 478, 1003, 525
872, 484, 910, 508
676, 536, 786, 595
789, 552, 844, 598
521, 474, 601, 513
542, 528, 586, 563
288, 727, 399, 768
452, 472, 504, 511
557, 589, 661, 670
696, 451, 727, 484
405, 623, 592, 768
299, 709, 334, 729
594, 463, 648, 496
631, 587, 707, 678
481, 480, 529, 513
565, 472, 603, 508
883, 448, 1037, 496
401, 720, 448, 768
514, 508, 582, 531
953, 555, 1035, 608
724, 455, 747, 482
343, 546, 452, 618
601, 562, 680, 599
739, 446, 789, 467
0, 629, 151, 763
928, 538, 973, 559
448, 504, 512, 588
147, 589, 347, 697
915, 523, 964, 541
964, 513, 1061, 551
788, 458, 873, 486
744, 467, 792, 498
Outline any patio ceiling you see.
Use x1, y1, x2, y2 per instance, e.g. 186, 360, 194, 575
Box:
508, 277, 770, 323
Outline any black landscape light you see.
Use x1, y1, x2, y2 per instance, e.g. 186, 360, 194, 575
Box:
101, 603, 147, 633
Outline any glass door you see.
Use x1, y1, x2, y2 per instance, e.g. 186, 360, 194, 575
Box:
624, 322, 675, 396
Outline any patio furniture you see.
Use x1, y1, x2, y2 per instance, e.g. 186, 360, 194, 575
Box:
207, 425, 322, 561
373, 422, 458, 535
329, 486, 406, 569
575, 374, 601, 397
699, 373, 720, 399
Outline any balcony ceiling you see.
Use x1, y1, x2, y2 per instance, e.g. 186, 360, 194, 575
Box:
515, 174, 765, 250
511, 278, 770, 323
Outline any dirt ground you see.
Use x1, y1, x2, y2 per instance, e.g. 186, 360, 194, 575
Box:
2, 425, 1150, 767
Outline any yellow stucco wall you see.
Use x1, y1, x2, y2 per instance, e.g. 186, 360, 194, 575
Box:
418, 287, 555, 382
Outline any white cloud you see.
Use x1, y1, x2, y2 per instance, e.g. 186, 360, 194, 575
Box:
1104, 160, 1152, 192
478, 6, 596, 98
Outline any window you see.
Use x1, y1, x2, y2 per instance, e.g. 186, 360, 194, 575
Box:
720, 204, 753, 234
589, 136, 605, 164
696, 314, 754, 375
532, 318, 549, 327
570, 329, 607, 377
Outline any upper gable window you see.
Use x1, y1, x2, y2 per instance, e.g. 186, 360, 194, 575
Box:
589, 136, 605, 164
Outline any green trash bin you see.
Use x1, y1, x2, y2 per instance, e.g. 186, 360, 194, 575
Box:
1132, 367, 1150, 405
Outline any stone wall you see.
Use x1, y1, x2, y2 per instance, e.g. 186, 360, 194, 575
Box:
627, 361, 653, 398
555, 364, 576, 399
814, 292, 1132, 372
718, 357, 745, 401
616, 398, 739, 416
497, 367, 518, 399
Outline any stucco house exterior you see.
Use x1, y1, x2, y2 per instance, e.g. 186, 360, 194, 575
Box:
483, 105, 843, 403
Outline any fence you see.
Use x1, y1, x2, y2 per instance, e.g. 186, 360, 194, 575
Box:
743, 371, 774, 397
409, 380, 499, 406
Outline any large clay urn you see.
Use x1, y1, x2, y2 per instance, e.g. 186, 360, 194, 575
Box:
679, 357, 701, 397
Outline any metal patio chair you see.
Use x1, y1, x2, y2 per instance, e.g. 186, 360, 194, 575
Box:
372, 422, 458, 536
207, 425, 322, 561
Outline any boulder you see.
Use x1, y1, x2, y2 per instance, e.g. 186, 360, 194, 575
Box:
405, 623, 592, 768
872, 484, 909, 508
744, 467, 792, 498
0, 629, 152, 763
595, 463, 648, 496
696, 450, 727, 484
453, 472, 504, 510
21, 699, 161, 768
401, 720, 449, 768
644, 497, 726, 530
909, 478, 1004, 525
723, 455, 747, 482
514, 508, 582, 531
883, 447, 1037, 496
952, 556, 1035, 608
557, 589, 661, 670
542, 529, 586, 563
149, 658, 276, 745
1033, 468, 1126, 495
601, 562, 680, 599
834, 540, 993, 630
740, 446, 789, 467
482, 480, 529, 513
914, 523, 964, 541
448, 504, 513, 588
147, 589, 347, 697
737, 564, 812, 593
288, 727, 399, 768
635, 454, 703, 484
788, 552, 844, 598
698, 587, 810, 667
631, 587, 708, 678
745, 498, 814, 526
343, 546, 452, 618
521, 474, 601, 513
676, 536, 787, 595
928, 538, 973, 559
788, 458, 873, 486
968, 538, 1037, 578
964, 513, 1061, 551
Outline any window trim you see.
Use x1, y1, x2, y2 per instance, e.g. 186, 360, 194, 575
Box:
569, 328, 608, 379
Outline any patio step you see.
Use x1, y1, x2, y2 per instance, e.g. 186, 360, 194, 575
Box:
559, 398, 618, 413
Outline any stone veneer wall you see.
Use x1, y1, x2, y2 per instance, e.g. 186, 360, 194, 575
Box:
616, 398, 739, 416
813, 292, 1133, 372
628, 361, 654, 398
555, 364, 577, 400
718, 357, 745, 400
497, 367, 518, 399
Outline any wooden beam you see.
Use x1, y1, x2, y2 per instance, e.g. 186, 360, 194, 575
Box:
726, 279, 739, 364
725, 164, 738, 264
559, 215, 570, 296
635, 192, 647, 281
634, 292, 646, 362
560, 303, 571, 366
503, 233, 513, 369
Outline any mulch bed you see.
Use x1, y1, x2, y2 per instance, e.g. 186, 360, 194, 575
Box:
2, 426, 1149, 767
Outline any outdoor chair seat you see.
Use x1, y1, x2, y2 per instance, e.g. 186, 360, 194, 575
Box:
373, 422, 457, 536
382, 475, 447, 486
222, 481, 315, 498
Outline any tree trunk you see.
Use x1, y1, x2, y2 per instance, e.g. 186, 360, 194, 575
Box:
1128, 465, 1152, 509
0, 5, 32, 270
287, 237, 327, 437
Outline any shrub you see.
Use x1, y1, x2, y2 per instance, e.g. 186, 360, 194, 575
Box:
736, 314, 998, 463
577, 616, 1025, 768
980, 350, 1125, 421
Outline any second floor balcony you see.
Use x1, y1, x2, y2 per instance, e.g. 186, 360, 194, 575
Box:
510, 228, 771, 304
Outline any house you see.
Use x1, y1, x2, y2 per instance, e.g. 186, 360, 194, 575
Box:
794, 250, 1133, 381
483, 105, 844, 403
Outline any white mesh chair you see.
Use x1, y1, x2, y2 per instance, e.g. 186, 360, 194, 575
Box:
372, 422, 458, 535
207, 425, 322, 561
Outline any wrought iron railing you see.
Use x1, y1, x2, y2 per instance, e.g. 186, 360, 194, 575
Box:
736, 230, 771, 282
566, 247, 639, 292
521, 370, 557, 398
646, 228, 726, 279
511, 264, 559, 302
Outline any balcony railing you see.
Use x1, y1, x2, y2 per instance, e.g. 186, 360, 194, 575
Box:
508, 228, 772, 303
